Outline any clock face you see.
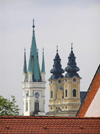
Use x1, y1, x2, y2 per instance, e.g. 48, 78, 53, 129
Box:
35, 92, 39, 98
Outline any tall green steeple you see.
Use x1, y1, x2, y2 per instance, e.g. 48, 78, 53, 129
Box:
28, 20, 42, 82
50, 47, 64, 80
65, 43, 80, 78
23, 48, 27, 74
41, 48, 45, 73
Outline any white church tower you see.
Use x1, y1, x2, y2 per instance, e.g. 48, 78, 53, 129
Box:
22, 20, 45, 116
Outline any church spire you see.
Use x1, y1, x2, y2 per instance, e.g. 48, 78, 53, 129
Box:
28, 20, 41, 82
41, 48, 45, 73
50, 47, 64, 80
23, 48, 27, 73
65, 43, 80, 78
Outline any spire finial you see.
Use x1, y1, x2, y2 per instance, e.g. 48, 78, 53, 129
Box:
43, 48, 44, 54
56, 46, 58, 53
71, 43, 73, 51
32, 19, 35, 29
24, 48, 26, 53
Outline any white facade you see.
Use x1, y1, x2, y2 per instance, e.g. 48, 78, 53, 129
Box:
23, 74, 45, 116
85, 87, 100, 117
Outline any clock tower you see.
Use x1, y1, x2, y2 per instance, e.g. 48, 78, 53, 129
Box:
23, 20, 45, 116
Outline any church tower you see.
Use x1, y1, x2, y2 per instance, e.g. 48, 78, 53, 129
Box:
64, 44, 81, 116
48, 47, 65, 116
23, 20, 45, 116
49, 44, 81, 117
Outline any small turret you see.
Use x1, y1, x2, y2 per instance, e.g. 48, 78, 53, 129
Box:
28, 49, 33, 82
41, 48, 45, 81
23, 48, 27, 82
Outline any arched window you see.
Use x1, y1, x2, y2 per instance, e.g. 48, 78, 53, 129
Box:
51, 91, 53, 98
35, 101, 39, 112
65, 89, 67, 97
26, 102, 28, 111
73, 89, 76, 97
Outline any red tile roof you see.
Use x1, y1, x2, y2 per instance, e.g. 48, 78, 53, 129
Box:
77, 64, 100, 117
0, 116, 100, 134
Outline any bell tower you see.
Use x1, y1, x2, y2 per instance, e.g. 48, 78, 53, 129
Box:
49, 44, 81, 117
48, 47, 64, 116
64, 44, 81, 116
23, 20, 45, 116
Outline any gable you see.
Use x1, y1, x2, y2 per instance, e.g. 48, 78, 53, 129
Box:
85, 87, 100, 117
77, 64, 100, 117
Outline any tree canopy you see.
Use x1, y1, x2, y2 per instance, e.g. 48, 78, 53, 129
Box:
0, 95, 20, 116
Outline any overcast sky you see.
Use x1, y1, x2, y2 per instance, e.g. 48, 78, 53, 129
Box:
0, 0, 100, 114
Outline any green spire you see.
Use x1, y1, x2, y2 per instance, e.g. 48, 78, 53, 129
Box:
28, 19, 41, 82
41, 48, 45, 73
23, 48, 27, 73
28, 49, 33, 73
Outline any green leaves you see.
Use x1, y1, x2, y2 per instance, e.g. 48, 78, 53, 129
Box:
0, 95, 20, 116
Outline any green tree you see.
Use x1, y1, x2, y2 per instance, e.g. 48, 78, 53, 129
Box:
0, 95, 20, 116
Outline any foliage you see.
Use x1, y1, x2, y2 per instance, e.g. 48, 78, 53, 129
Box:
0, 95, 20, 116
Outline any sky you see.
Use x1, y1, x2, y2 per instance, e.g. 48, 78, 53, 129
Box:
0, 0, 100, 114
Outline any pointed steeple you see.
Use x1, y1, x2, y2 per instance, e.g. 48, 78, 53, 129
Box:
23, 48, 27, 73
28, 49, 33, 73
41, 48, 45, 73
50, 46, 64, 80
65, 43, 80, 78
28, 19, 42, 82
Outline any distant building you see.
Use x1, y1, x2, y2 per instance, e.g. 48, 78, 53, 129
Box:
49, 45, 81, 117
22, 20, 45, 116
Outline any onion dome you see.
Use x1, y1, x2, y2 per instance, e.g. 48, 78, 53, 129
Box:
65, 43, 80, 78
50, 47, 64, 80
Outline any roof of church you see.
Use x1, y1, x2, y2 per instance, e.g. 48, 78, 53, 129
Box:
65, 43, 80, 78
80, 91, 87, 103
50, 47, 64, 80
28, 20, 42, 82
77, 64, 100, 117
0, 116, 100, 134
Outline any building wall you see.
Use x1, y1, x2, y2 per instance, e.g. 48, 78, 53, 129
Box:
85, 87, 100, 117
49, 76, 81, 117
23, 81, 45, 116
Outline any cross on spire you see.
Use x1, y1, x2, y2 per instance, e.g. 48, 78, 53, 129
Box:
56, 46, 58, 53
32, 19, 35, 29
71, 43, 73, 51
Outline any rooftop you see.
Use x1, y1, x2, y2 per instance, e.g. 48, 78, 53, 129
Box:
0, 116, 100, 134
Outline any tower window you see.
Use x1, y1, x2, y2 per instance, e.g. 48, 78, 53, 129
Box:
73, 89, 76, 97
51, 91, 53, 98
26, 102, 28, 111
65, 89, 67, 97
35, 101, 39, 112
